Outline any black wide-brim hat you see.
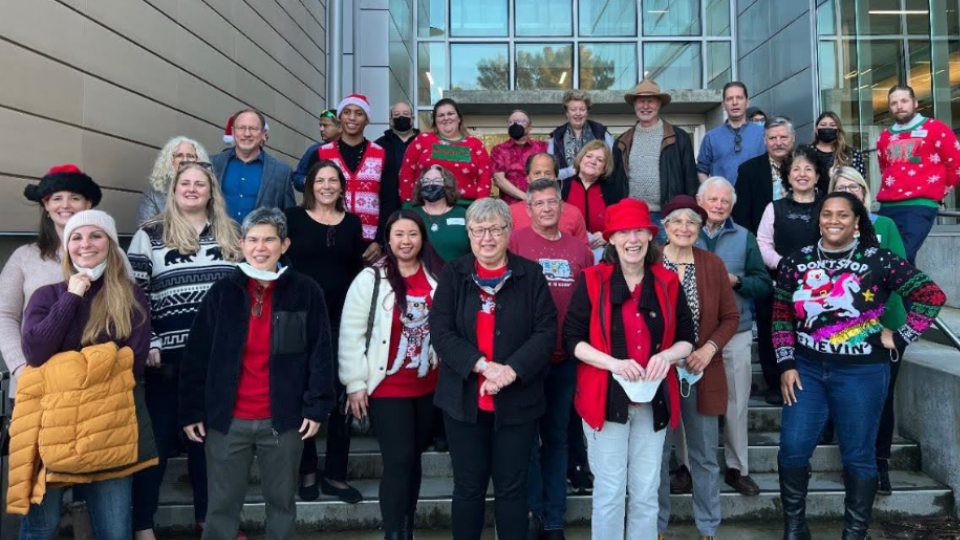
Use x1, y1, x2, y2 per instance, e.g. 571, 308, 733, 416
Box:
24, 164, 102, 207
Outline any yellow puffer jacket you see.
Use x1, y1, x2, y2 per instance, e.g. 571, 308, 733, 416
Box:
6, 342, 159, 515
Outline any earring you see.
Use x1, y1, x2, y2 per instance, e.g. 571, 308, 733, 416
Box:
854, 230, 861, 239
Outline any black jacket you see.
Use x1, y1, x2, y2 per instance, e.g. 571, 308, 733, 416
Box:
563, 264, 695, 431
179, 268, 336, 434
374, 128, 419, 242
732, 152, 777, 235
611, 121, 699, 206
430, 252, 557, 426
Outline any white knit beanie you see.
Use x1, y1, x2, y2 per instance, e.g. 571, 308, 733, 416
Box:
63, 210, 119, 250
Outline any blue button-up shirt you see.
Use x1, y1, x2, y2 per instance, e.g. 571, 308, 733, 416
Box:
222, 152, 264, 222
697, 121, 766, 185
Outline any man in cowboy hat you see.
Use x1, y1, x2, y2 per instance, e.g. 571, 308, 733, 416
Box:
611, 79, 698, 242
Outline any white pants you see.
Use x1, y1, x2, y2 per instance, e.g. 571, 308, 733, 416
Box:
584, 404, 666, 540
722, 329, 754, 474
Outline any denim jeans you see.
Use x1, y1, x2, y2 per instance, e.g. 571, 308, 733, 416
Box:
585, 404, 666, 540
879, 204, 938, 264
527, 358, 577, 530
779, 354, 890, 479
20, 476, 132, 540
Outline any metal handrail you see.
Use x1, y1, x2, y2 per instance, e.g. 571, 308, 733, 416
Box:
934, 317, 960, 353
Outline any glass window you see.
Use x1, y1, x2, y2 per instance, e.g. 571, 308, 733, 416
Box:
450, 0, 508, 37
862, 0, 903, 35
515, 44, 573, 90
643, 42, 702, 90
418, 43, 447, 106
516, 0, 572, 36
706, 42, 732, 90
643, 0, 701, 36
579, 43, 638, 90
909, 41, 934, 117
417, 0, 445, 37
705, 0, 731, 36
905, 0, 931, 35
817, 0, 837, 36
579, 0, 637, 37
450, 43, 509, 90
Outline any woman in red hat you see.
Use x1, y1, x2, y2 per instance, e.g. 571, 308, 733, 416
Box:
562, 198, 695, 540
656, 194, 740, 540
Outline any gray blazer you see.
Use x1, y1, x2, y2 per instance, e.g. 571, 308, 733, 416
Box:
211, 148, 296, 214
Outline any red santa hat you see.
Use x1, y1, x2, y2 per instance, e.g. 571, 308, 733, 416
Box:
337, 94, 372, 118
223, 115, 235, 146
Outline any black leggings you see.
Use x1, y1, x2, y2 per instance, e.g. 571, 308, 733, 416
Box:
369, 394, 435, 532
445, 411, 538, 540
300, 333, 351, 481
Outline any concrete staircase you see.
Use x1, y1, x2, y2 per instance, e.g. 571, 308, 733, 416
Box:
154, 347, 955, 535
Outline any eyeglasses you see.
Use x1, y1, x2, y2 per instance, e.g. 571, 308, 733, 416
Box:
734, 130, 743, 153
468, 225, 508, 239
235, 126, 262, 134
177, 161, 213, 172
174, 153, 199, 161
509, 119, 530, 126
251, 284, 266, 318
529, 198, 560, 210
835, 184, 863, 193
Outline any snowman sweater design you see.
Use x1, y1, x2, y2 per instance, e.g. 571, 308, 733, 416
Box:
772, 244, 945, 373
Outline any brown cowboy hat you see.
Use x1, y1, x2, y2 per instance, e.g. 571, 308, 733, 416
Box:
624, 79, 672, 107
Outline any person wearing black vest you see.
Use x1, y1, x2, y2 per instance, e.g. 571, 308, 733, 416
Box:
755, 147, 825, 405
546, 90, 614, 181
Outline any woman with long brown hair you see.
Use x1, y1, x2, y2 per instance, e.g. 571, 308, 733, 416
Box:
811, 111, 865, 178
127, 162, 244, 540
17, 209, 154, 540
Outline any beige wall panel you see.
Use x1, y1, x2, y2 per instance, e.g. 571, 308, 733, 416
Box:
302, 0, 326, 29
245, 0, 324, 73
0, 0, 86, 69
81, 21, 181, 106
175, 72, 245, 138
83, 0, 181, 65
145, 0, 178, 19
175, 32, 240, 100
276, 0, 326, 56
0, 177, 50, 235
0, 41, 84, 125
80, 131, 163, 193
234, 37, 308, 117
173, 117, 223, 160
0, 109, 83, 180
173, 0, 238, 59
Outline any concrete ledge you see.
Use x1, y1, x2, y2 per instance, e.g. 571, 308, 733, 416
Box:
916, 231, 960, 308
445, 89, 723, 115
897, 340, 960, 519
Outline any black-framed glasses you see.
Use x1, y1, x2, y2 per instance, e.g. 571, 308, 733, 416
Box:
177, 161, 213, 172
251, 284, 265, 318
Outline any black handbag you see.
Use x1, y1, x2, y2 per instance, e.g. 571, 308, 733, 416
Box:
344, 268, 380, 436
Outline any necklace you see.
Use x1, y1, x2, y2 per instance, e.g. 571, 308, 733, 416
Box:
422, 205, 451, 232
816, 238, 858, 265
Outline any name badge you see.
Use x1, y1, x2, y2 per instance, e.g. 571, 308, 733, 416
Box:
447, 217, 466, 226
910, 130, 928, 138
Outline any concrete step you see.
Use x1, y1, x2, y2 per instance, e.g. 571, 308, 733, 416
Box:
153, 470, 953, 533
162, 431, 920, 486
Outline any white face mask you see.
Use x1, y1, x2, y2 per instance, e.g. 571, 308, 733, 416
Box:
238, 262, 287, 281
73, 261, 107, 281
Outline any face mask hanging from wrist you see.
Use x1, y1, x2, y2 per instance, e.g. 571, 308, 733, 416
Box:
676, 361, 704, 398
73, 261, 108, 281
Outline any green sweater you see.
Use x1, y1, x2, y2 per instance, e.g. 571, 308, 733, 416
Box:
874, 214, 907, 329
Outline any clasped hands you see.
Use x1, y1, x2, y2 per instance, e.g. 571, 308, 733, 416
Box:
609, 352, 672, 382
477, 358, 517, 397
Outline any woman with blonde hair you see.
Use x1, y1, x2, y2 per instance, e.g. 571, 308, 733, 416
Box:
560, 139, 622, 254
135, 136, 211, 226
17, 209, 154, 540
811, 112, 865, 178
127, 162, 244, 540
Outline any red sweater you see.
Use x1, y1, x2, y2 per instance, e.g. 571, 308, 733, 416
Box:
233, 280, 273, 420
399, 133, 492, 202
318, 140, 386, 241
876, 117, 960, 205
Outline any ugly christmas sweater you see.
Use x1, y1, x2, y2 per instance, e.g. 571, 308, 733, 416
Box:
318, 140, 386, 241
876, 116, 960, 206
398, 133, 492, 203
772, 242, 945, 373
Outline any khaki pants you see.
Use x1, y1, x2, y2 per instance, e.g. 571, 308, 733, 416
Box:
722, 330, 754, 474
203, 418, 303, 540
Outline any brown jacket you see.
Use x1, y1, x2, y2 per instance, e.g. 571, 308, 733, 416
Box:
678, 248, 740, 416
612, 120, 700, 207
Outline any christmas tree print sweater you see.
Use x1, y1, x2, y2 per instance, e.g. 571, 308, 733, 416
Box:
772, 243, 945, 373
399, 133, 492, 202
876, 116, 960, 206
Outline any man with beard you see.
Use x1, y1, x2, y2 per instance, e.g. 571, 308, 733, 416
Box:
877, 84, 960, 263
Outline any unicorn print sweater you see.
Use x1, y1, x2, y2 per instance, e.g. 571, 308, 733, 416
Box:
772, 242, 945, 373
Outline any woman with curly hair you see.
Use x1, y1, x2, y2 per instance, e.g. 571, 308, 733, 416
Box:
135, 136, 211, 226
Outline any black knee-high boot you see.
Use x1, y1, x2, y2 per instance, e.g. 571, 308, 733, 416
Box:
841, 468, 878, 540
779, 464, 812, 540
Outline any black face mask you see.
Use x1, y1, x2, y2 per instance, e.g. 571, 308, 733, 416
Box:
508, 123, 526, 140
420, 184, 446, 203
393, 116, 412, 132
817, 128, 839, 143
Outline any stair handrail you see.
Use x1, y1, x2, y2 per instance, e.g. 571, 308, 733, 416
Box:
933, 317, 960, 354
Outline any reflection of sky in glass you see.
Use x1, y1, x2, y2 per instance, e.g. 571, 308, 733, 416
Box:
579, 43, 637, 90
643, 42, 701, 90
516, 0, 572, 36
579, 0, 637, 37
643, 0, 701, 36
418, 43, 447, 106
706, 42, 731, 89
451, 44, 509, 90
705, 0, 730, 36
451, 0, 508, 37
516, 44, 573, 90
418, 0, 446, 37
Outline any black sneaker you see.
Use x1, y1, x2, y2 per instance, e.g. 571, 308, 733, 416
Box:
567, 464, 593, 494
877, 459, 893, 495
670, 464, 693, 494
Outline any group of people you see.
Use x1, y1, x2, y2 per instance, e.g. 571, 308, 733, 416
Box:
0, 78, 952, 540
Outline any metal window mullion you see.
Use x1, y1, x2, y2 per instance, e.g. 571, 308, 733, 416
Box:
730, 0, 739, 80
811, 0, 822, 120
573, 0, 581, 88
